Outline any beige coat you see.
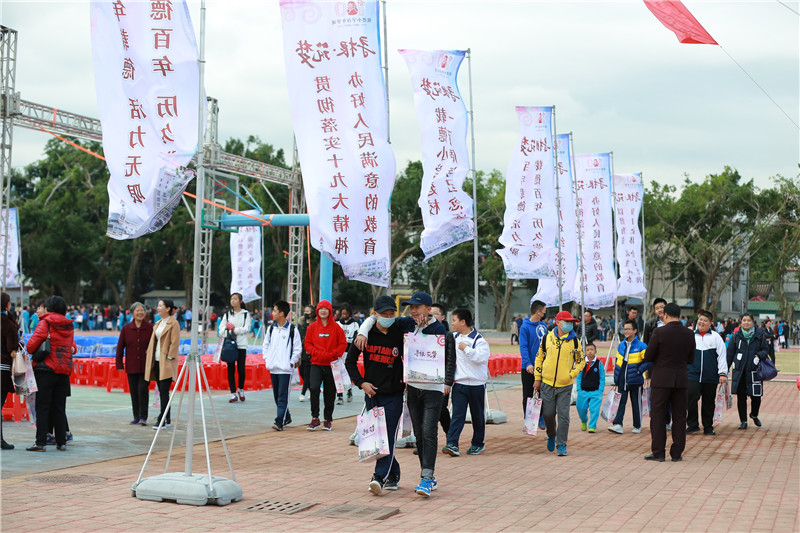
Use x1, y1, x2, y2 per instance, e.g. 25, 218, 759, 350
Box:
145, 316, 180, 381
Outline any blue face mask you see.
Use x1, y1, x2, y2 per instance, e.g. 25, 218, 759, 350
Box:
561, 322, 574, 333
378, 316, 396, 328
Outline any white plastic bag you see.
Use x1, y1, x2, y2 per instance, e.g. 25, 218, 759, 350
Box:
601, 388, 622, 422
523, 395, 542, 436
357, 406, 390, 462
331, 357, 352, 394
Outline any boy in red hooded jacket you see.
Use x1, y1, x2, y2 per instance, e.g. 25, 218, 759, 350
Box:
304, 300, 347, 430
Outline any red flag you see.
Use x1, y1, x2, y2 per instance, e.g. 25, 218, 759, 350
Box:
643, 0, 718, 45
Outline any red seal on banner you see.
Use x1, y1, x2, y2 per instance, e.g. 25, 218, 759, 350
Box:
436, 336, 445, 347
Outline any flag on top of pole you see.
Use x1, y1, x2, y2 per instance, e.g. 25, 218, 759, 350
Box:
279, 0, 396, 287
643, 0, 717, 45
90, 0, 204, 240
399, 49, 474, 260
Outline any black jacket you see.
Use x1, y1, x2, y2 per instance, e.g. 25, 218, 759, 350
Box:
726, 328, 768, 397
643, 317, 660, 344
581, 318, 598, 344
346, 323, 405, 396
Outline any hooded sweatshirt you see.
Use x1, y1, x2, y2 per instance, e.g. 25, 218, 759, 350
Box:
303, 300, 347, 366
533, 327, 585, 387
26, 312, 77, 375
520, 318, 549, 370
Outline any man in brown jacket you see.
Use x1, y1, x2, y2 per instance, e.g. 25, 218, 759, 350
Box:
643, 302, 695, 462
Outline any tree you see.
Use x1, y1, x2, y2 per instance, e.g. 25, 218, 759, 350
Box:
648, 167, 786, 312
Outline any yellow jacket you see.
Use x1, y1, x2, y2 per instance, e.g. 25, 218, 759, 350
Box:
534, 329, 585, 387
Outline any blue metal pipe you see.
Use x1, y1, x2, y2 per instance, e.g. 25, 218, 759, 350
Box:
219, 213, 309, 229
319, 254, 333, 303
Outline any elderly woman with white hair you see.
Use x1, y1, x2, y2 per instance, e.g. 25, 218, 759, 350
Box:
115, 302, 154, 426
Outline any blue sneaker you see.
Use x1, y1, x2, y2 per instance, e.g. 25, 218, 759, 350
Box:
557, 445, 567, 456
538, 416, 546, 430
415, 477, 433, 497
431, 476, 438, 491
546, 437, 555, 452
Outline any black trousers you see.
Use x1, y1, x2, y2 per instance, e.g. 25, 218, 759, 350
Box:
34, 371, 70, 446
439, 392, 451, 433
127, 373, 149, 421
736, 377, 761, 422
299, 359, 311, 394
153, 361, 173, 425
227, 348, 247, 393
309, 364, 336, 421
521, 370, 536, 417
687, 381, 716, 431
407, 385, 444, 479
649, 386, 688, 460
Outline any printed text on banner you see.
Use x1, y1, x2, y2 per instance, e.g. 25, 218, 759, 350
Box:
280, 0, 396, 286
613, 173, 647, 297
230, 210, 262, 304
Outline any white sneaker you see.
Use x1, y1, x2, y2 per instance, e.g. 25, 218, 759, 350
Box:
608, 424, 624, 434
632, 427, 642, 434
298, 393, 307, 402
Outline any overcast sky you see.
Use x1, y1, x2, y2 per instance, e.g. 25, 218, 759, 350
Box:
3, 0, 798, 191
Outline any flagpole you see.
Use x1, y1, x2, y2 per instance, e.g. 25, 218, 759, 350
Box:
381, 0, 392, 293
569, 134, 586, 344
552, 108, 563, 312
467, 48, 479, 329
640, 172, 647, 298
608, 152, 618, 365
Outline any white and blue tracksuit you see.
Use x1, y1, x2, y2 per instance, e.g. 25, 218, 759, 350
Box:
576, 357, 605, 429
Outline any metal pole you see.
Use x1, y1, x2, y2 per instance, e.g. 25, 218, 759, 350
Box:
552, 108, 562, 311
186, 0, 207, 477
381, 0, 392, 293
609, 152, 618, 362
320, 255, 333, 302
640, 172, 647, 299
569, 134, 586, 343
467, 49, 479, 329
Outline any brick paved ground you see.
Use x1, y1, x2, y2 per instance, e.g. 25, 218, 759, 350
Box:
2, 377, 798, 532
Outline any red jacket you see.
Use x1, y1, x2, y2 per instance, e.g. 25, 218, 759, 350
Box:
303, 300, 346, 366
26, 312, 77, 375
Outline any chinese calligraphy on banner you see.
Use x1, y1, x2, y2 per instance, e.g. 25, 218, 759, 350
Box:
613, 173, 647, 297
573, 153, 617, 309
0, 208, 20, 288
497, 106, 558, 279
280, 0, 396, 286
532, 133, 578, 306
90, 0, 203, 240
230, 211, 262, 304
399, 49, 473, 259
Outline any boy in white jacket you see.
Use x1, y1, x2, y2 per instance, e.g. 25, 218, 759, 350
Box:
262, 300, 302, 431
442, 308, 491, 456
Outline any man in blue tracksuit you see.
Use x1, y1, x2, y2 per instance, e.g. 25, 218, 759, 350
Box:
687, 311, 728, 435
576, 342, 605, 433
520, 299, 548, 422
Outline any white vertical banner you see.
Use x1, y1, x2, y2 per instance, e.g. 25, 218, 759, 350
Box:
280, 0, 395, 286
497, 106, 558, 279
230, 211, 262, 304
532, 133, 578, 305
90, 0, 203, 240
0, 208, 20, 288
613, 173, 647, 297
399, 49, 473, 259
573, 153, 616, 309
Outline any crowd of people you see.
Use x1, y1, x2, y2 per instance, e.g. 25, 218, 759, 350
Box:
0, 290, 786, 498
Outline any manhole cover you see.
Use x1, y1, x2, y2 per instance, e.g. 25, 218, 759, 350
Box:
313, 504, 399, 520
26, 475, 107, 484
242, 500, 317, 515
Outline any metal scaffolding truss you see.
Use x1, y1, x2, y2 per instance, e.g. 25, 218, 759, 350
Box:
0, 25, 305, 318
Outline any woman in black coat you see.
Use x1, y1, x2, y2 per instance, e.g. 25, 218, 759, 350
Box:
726, 313, 769, 430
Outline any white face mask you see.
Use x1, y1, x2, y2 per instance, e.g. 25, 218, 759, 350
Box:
377, 316, 396, 328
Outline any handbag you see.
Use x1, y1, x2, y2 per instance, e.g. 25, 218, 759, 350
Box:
357, 405, 390, 462
31, 324, 51, 363
523, 393, 543, 436
11, 349, 27, 376
756, 357, 778, 381
601, 388, 622, 422
220, 330, 239, 363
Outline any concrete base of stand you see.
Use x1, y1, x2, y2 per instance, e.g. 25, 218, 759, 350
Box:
132, 473, 243, 506
466, 409, 507, 424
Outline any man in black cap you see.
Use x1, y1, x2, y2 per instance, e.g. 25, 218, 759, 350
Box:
346, 296, 406, 496
355, 291, 455, 497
